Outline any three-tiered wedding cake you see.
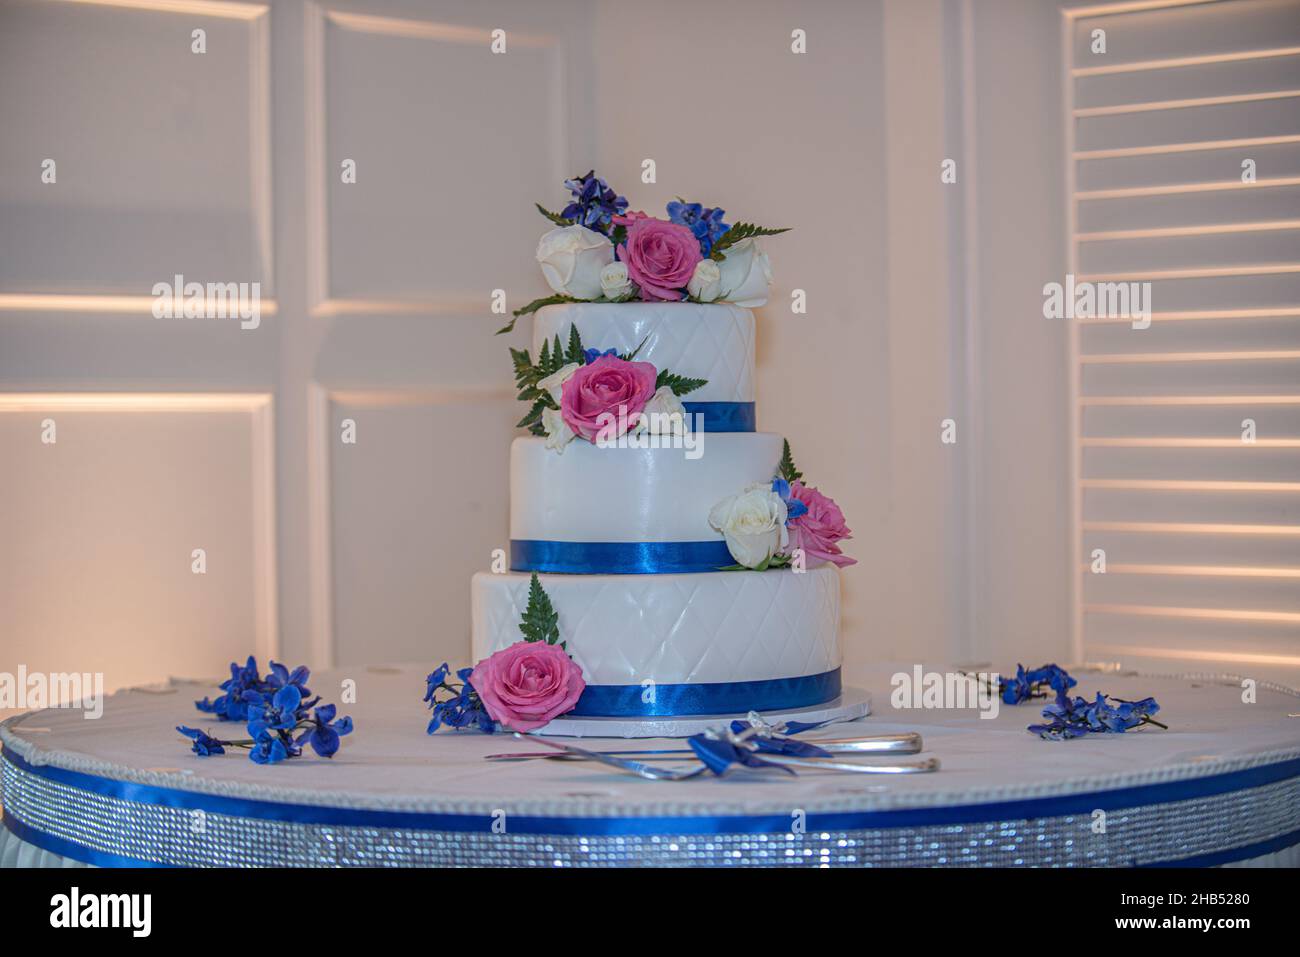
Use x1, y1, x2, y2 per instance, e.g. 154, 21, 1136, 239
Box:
472, 301, 844, 719
458, 171, 856, 732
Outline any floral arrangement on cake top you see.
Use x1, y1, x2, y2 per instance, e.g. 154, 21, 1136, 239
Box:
510, 322, 705, 451
425, 573, 585, 733
710, 441, 856, 571
496, 170, 789, 334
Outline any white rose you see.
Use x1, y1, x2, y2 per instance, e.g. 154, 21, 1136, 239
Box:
687, 259, 722, 302
536, 225, 614, 299
636, 385, 688, 436
541, 406, 575, 453
599, 261, 635, 301
708, 482, 788, 569
717, 239, 773, 307
537, 361, 580, 404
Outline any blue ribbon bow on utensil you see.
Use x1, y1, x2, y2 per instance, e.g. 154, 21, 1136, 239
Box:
686, 712, 835, 776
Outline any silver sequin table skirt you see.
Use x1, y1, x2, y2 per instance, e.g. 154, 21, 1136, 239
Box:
3, 665, 1299, 867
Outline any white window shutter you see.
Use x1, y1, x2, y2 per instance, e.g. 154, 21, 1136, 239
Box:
1064, 0, 1300, 682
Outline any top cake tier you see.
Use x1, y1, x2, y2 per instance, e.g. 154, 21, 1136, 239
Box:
532, 302, 755, 408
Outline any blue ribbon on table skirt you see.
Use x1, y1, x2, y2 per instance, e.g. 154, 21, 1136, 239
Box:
5, 745, 1300, 869
511, 539, 733, 575
567, 668, 842, 717
681, 401, 755, 432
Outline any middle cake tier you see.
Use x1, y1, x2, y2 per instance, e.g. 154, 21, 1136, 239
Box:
510, 432, 784, 574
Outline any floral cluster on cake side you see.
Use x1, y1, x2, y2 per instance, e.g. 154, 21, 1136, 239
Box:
509, 322, 705, 451
425, 573, 584, 734
497, 170, 788, 334
710, 440, 857, 571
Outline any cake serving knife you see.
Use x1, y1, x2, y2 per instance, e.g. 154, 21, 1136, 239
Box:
485, 731, 924, 762
516, 735, 938, 780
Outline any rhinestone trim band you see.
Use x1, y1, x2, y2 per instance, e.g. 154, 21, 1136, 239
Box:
4, 749, 1299, 867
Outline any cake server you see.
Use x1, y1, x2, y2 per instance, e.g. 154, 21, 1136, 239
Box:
518, 735, 939, 779
521, 736, 708, 781
486, 731, 924, 762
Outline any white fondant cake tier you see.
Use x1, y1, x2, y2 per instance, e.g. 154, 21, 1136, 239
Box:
510, 432, 783, 544
532, 302, 755, 404
471, 566, 841, 686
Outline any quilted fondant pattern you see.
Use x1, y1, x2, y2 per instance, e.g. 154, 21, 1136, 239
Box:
472, 567, 840, 685
532, 303, 755, 403
510, 433, 784, 543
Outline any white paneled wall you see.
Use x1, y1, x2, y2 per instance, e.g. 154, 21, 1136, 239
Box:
1065, 0, 1300, 681
0, 0, 271, 300
326, 389, 515, 666
0, 0, 595, 699
8, 0, 1287, 703
0, 394, 275, 696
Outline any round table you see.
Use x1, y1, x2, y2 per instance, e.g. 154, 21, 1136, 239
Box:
3, 664, 1299, 867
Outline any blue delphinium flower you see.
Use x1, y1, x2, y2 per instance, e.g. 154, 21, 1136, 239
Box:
294, 703, 354, 758
1086, 693, 1160, 733
264, 660, 312, 698
771, 477, 808, 521
561, 170, 628, 234
424, 663, 451, 704
1029, 663, 1077, 694
1001, 664, 1036, 705
667, 200, 729, 255
1027, 690, 1091, 739
249, 729, 296, 765
195, 655, 262, 721
1001, 662, 1077, 704
176, 725, 228, 756
583, 347, 618, 365
1028, 689, 1162, 740
185, 655, 354, 762
425, 665, 495, 734
245, 684, 305, 740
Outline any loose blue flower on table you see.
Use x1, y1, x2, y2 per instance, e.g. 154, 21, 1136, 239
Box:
1000, 663, 1077, 705
194, 654, 263, 721
296, 703, 353, 758
264, 660, 312, 697
250, 729, 296, 765
176, 725, 230, 757
183, 657, 353, 763
246, 684, 307, 739
1028, 689, 1164, 740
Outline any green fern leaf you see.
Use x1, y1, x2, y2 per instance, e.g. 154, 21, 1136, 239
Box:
535, 203, 574, 227
656, 370, 708, 397
708, 222, 791, 261
497, 294, 582, 335
778, 439, 803, 484
565, 324, 585, 366
519, 572, 561, 645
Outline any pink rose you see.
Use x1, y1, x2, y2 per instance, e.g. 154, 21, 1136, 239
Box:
560, 353, 658, 442
617, 217, 702, 301
612, 210, 650, 227
470, 640, 586, 732
787, 482, 856, 568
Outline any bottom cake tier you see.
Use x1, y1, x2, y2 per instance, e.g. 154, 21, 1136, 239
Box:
470, 566, 841, 718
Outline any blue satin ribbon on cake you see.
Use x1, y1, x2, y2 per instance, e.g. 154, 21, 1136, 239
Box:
682, 401, 755, 432
567, 668, 842, 717
511, 539, 732, 574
